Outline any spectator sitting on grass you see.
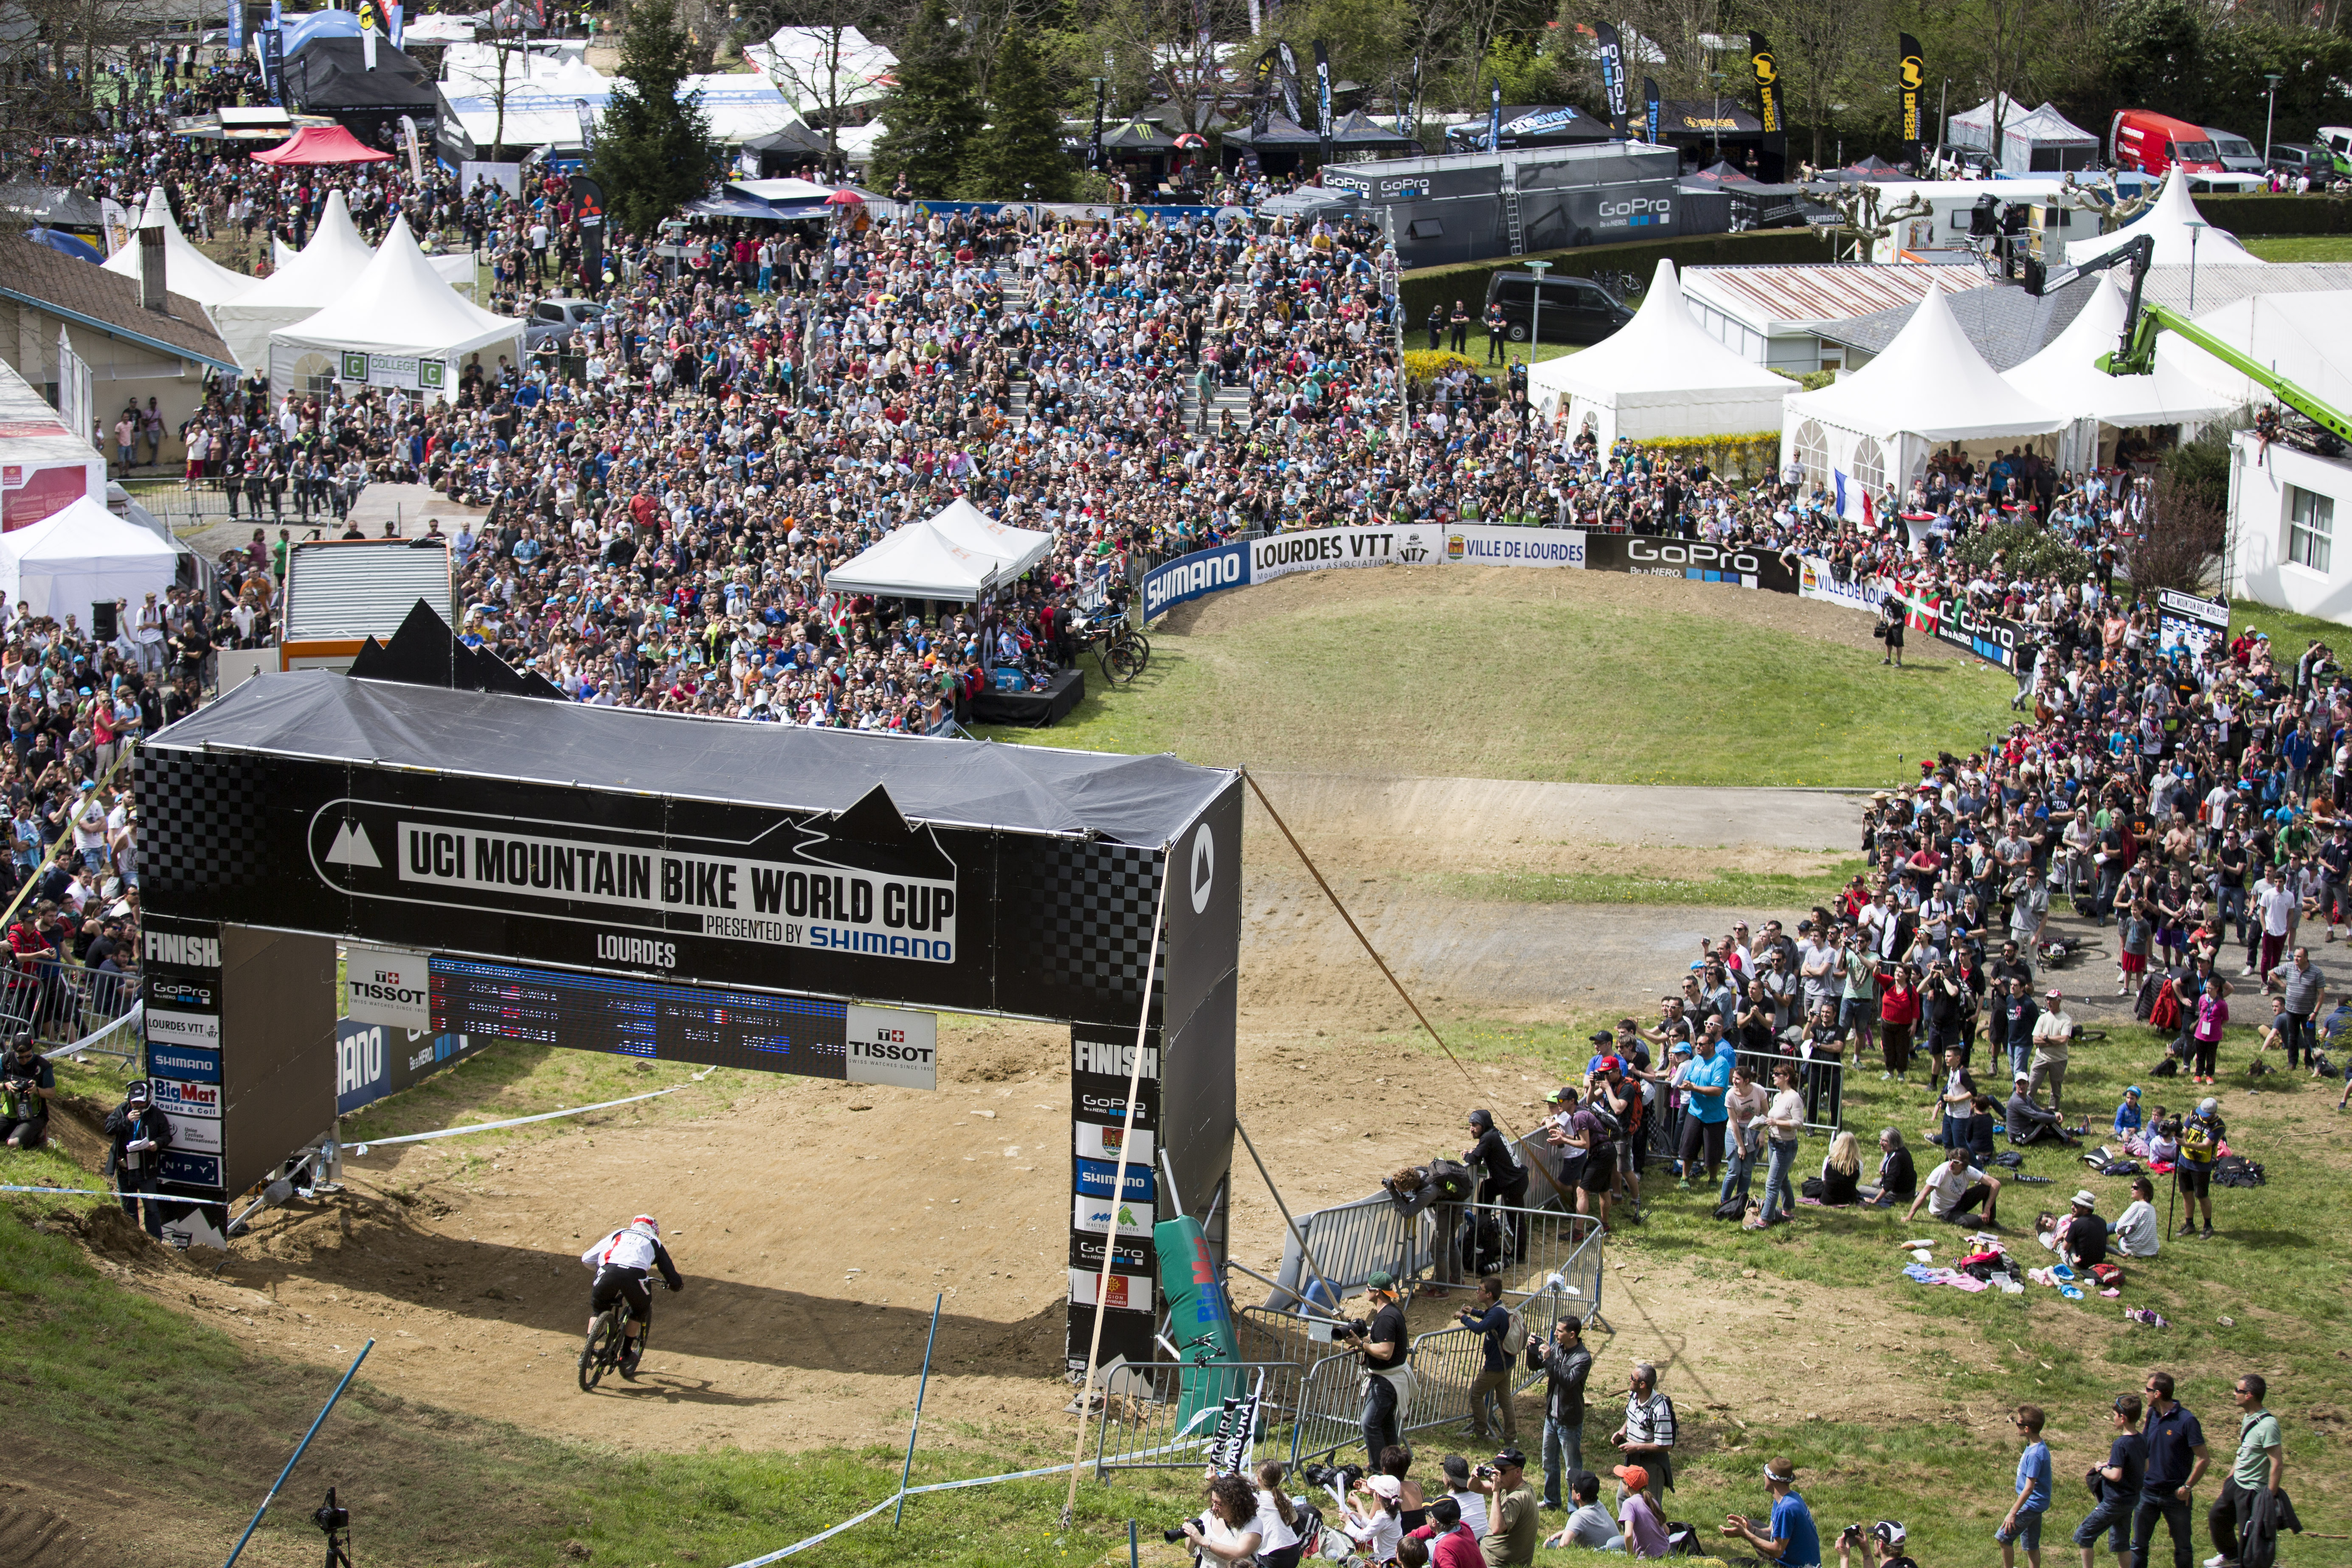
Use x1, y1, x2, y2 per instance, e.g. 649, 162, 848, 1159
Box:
2112, 1177, 2162, 1258
1906, 1145, 2003, 1228
2007, 1073, 2079, 1146
1857, 1127, 1916, 1208
1722, 1456, 1823, 1568
1612, 1464, 1669, 1558
2036, 1190, 2110, 1270
1545, 1470, 1623, 1552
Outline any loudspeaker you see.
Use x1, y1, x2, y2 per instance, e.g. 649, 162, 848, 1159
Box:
91, 601, 117, 640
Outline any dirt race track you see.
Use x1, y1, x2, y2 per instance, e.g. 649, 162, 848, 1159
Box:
108, 773, 1904, 1466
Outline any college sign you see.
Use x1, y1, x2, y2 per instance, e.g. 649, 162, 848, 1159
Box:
339, 352, 447, 391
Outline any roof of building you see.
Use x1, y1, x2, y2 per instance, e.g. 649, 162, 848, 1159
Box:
1680, 262, 1990, 333
2138, 262, 2352, 317
0, 232, 238, 371
1814, 275, 2099, 371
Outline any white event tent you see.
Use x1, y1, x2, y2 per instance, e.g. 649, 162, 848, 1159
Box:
1526, 259, 1791, 449
825, 501, 1053, 602
0, 495, 178, 621
2068, 165, 2259, 268
268, 215, 522, 400
101, 186, 256, 309
1781, 287, 2065, 519
2003, 273, 2238, 469
214, 190, 376, 374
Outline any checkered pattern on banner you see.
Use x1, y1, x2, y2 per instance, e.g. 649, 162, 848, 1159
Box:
134, 751, 270, 898
1034, 840, 1166, 1011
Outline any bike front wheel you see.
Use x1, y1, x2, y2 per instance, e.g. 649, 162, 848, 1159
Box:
1106, 643, 1145, 684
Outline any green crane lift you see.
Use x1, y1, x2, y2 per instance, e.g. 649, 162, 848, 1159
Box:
2025, 233, 2350, 457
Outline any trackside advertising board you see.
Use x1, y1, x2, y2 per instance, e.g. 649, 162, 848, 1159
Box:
1141, 526, 1815, 621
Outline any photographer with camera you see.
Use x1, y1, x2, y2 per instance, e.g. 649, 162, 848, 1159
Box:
1473, 1447, 1541, 1565
1526, 1315, 1594, 1510
1342, 1271, 1413, 1464
1178, 1472, 1271, 1566
1457, 1275, 1520, 1444
102, 1080, 173, 1239
1464, 1109, 1528, 1259
2, 1031, 55, 1149
1836, 1520, 1918, 1568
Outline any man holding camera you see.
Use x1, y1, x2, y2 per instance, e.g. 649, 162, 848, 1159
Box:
1526, 1316, 1593, 1510
1474, 1448, 1540, 1566
1457, 1275, 1519, 1444
1345, 1271, 1413, 1464
1836, 1520, 1917, 1568
2, 1031, 54, 1149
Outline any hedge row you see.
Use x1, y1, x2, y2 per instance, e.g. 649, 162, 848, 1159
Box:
1398, 228, 1836, 325
2196, 193, 2352, 236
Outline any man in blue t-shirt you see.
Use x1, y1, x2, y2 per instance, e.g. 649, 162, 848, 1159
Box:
1999, 1403, 2054, 1568
2134, 1371, 2209, 1568
1722, 1456, 1822, 1568
1678, 1030, 1733, 1187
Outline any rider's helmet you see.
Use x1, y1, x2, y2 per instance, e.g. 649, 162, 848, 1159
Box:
628, 1215, 660, 1237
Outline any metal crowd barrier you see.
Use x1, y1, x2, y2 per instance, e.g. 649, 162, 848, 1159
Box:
1091, 1360, 1308, 1476
1267, 1191, 1434, 1311
7, 960, 138, 1047
1732, 1046, 1847, 1134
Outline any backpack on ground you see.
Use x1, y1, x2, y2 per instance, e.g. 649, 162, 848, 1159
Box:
1712, 1195, 1746, 1221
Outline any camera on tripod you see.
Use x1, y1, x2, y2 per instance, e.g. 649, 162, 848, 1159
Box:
312, 1487, 352, 1567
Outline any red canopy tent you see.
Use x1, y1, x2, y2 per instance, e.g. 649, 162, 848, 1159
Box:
249, 124, 393, 165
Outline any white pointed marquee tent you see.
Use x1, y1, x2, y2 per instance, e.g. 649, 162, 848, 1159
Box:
0, 495, 178, 622
2003, 273, 2237, 469
268, 215, 523, 400
925, 497, 1052, 580
1781, 287, 2065, 519
213, 190, 377, 374
2068, 165, 2259, 268
101, 186, 256, 310
825, 500, 1053, 602
1526, 259, 1792, 450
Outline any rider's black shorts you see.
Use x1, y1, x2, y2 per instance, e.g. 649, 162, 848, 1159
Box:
591, 1265, 654, 1321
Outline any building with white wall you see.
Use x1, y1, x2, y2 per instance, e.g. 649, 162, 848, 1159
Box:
2230, 436, 2352, 624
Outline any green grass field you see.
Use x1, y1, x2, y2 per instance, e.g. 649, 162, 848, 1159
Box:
9, 1013, 2349, 1565
2242, 234, 2352, 263
994, 579, 2017, 785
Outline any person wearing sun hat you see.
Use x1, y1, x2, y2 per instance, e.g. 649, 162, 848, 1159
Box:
1723, 1456, 1823, 1568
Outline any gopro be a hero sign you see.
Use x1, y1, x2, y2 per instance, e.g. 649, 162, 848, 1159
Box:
844, 1005, 938, 1089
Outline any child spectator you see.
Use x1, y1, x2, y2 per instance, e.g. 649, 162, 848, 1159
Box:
1998, 1403, 2053, 1568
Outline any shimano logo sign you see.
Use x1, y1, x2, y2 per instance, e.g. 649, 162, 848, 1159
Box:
1142, 544, 1248, 619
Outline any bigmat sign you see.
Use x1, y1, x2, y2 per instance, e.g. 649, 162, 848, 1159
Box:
1141, 525, 1805, 618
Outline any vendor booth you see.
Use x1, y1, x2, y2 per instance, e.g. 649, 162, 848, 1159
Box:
0, 495, 178, 622
1781, 287, 2065, 519
213, 190, 376, 374
100, 186, 256, 309
2002, 272, 2237, 470
1527, 259, 1790, 452
1946, 95, 2099, 175
248, 124, 393, 165
267, 216, 522, 401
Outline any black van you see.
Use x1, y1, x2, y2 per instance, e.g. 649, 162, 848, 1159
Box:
1482, 271, 1635, 345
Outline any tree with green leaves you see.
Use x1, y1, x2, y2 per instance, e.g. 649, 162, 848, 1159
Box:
872, 0, 983, 199
958, 29, 1072, 200
588, 0, 720, 236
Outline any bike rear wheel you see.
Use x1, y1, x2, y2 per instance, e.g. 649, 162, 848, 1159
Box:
579, 1311, 620, 1392
1106, 643, 1145, 684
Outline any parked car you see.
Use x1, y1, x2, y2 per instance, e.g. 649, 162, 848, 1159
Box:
2109, 108, 2223, 177
2270, 142, 2330, 180
523, 298, 607, 349
2205, 128, 2264, 173
1481, 272, 1633, 345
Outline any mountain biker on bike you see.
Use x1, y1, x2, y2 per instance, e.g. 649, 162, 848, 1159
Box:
581, 1215, 682, 1379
